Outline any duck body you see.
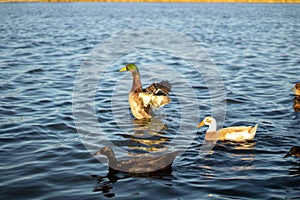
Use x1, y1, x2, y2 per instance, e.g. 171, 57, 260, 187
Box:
120, 63, 171, 119
128, 87, 152, 119
293, 96, 300, 112
95, 146, 177, 173
217, 125, 258, 142
197, 116, 258, 143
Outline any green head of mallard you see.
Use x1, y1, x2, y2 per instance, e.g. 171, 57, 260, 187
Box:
119, 63, 139, 72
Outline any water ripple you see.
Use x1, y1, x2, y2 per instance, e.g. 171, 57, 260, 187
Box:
1, 3, 300, 200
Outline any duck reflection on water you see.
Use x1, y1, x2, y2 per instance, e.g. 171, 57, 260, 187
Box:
117, 116, 172, 156
128, 117, 170, 155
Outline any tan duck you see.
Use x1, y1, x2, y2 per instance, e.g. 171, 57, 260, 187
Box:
119, 63, 171, 119
94, 146, 177, 173
283, 146, 300, 159
197, 116, 258, 143
293, 82, 300, 96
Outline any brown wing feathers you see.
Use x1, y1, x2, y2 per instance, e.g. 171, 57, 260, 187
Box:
144, 80, 171, 95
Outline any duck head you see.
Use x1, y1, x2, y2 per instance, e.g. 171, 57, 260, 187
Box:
293, 82, 300, 96
95, 146, 115, 157
197, 116, 215, 128
94, 146, 118, 167
119, 63, 139, 72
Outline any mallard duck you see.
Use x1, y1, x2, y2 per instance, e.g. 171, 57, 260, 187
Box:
119, 63, 171, 119
197, 116, 258, 143
293, 96, 300, 112
94, 146, 177, 173
283, 146, 300, 159
293, 82, 300, 96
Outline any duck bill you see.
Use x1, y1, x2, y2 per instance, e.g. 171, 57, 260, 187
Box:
283, 153, 290, 158
93, 150, 101, 156
119, 66, 127, 72
197, 120, 205, 128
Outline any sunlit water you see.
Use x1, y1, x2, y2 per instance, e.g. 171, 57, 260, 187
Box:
1, 3, 300, 199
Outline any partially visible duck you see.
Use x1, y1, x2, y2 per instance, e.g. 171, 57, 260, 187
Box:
293, 96, 300, 112
94, 146, 177, 173
283, 146, 300, 159
197, 116, 258, 143
293, 82, 300, 96
119, 63, 171, 119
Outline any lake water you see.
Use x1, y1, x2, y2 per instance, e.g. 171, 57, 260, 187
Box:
1, 2, 300, 200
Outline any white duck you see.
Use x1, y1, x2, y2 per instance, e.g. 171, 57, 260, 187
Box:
197, 116, 258, 143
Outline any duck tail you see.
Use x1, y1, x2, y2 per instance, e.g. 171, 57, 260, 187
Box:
251, 124, 259, 134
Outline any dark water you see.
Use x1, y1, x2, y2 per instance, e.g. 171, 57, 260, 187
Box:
1, 2, 300, 200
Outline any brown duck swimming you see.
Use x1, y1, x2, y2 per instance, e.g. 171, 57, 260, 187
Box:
197, 116, 258, 143
294, 96, 300, 112
283, 146, 300, 159
94, 146, 178, 173
119, 63, 171, 119
293, 82, 300, 96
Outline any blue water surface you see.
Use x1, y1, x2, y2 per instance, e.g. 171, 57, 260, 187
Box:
1, 3, 300, 200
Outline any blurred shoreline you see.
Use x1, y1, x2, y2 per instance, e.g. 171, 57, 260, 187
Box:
1, 0, 299, 3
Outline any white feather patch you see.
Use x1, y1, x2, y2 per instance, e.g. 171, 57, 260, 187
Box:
224, 131, 250, 141
139, 92, 170, 109
151, 96, 164, 108
139, 92, 152, 107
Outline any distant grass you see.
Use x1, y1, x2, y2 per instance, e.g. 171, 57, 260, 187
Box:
1, 0, 299, 2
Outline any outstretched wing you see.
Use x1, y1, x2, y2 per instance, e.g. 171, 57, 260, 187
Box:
139, 80, 172, 109
145, 80, 171, 95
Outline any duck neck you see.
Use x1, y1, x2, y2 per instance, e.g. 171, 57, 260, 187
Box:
130, 69, 142, 92
207, 118, 217, 132
106, 150, 118, 168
